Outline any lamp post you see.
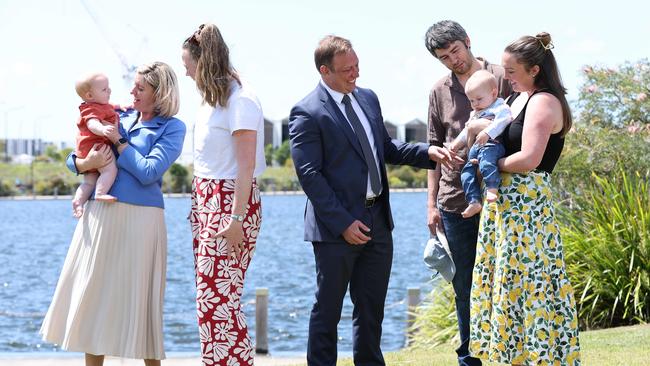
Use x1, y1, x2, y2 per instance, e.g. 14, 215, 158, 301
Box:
29, 114, 53, 197
2, 105, 25, 162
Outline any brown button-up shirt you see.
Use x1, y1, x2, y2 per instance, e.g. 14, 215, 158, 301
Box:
427, 58, 512, 214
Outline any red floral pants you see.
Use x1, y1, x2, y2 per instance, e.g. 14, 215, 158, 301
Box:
189, 177, 262, 365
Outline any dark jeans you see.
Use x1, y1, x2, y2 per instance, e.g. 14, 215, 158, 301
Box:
440, 209, 481, 366
461, 142, 505, 203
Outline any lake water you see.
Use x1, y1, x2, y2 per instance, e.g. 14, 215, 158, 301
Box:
0, 192, 439, 355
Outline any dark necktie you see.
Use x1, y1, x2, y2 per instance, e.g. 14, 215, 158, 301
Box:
342, 94, 381, 196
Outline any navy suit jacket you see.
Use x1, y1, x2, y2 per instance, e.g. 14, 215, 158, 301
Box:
289, 83, 436, 242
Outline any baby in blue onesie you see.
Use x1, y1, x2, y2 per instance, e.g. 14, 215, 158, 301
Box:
448, 70, 512, 218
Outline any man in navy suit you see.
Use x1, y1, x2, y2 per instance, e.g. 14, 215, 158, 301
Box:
289, 35, 438, 366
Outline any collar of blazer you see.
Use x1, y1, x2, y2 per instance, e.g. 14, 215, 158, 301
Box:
127, 114, 169, 133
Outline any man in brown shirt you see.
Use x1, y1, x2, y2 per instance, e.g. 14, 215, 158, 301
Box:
424, 20, 512, 366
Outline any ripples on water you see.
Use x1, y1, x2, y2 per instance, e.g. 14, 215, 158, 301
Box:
0, 192, 437, 354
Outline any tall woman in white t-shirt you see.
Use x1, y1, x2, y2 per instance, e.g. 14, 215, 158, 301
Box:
182, 23, 266, 365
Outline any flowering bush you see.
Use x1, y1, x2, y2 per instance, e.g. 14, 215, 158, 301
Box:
577, 59, 650, 128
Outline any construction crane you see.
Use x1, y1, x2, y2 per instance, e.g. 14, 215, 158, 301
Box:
79, 0, 147, 86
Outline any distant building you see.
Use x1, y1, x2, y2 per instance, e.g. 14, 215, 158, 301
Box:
260, 117, 428, 148
264, 118, 274, 147
6, 138, 44, 157
1, 139, 71, 163
384, 120, 398, 139
281, 117, 290, 146
400, 118, 428, 143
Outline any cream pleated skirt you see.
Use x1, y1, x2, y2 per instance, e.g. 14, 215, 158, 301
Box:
40, 201, 167, 360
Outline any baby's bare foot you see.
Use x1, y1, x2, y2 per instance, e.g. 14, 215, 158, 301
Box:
462, 202, 482, 218
72, 200, 84, 218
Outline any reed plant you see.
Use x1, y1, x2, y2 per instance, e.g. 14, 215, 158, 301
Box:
407, 281, 459, 349
561, 169, 650, 329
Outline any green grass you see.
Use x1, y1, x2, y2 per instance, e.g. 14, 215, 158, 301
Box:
297, 324, 650, 366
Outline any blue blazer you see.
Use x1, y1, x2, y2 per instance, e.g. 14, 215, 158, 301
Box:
67, 109, 186, 208
289, 84, 435, 242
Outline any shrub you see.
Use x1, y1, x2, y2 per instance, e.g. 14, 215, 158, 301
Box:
553, 125, 650, 207
34, 176, 72, 195
0, 180, 15, 196
386, 166, 428, 188
388, 175, 406, 188
257, 166, 300, 191
273, 140, 291, 166
561, 169, 650, 329
408, 282, 459, 348
576, 59, 650, 128
167, 163, 190, 193
264, 144, 274, 166
43, 145, 62, 162
389, 165, 415, 186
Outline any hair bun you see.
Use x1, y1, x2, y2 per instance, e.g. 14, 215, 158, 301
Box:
536, 32, 552, 48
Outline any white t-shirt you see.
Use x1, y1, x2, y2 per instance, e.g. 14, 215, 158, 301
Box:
193, 81, 267, 179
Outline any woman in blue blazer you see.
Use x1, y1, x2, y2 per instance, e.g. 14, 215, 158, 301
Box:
40, 61, 186, 366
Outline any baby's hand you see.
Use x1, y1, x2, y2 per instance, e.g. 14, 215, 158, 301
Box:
475, 131, 490, 146
103, 125, 116, 137
446, 141, 459, 152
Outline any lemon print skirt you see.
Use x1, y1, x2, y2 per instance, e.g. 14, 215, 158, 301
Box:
469, 171, 581, 365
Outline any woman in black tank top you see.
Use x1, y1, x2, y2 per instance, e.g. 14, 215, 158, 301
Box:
502, 89, 565, 173
469, 33, 582, 366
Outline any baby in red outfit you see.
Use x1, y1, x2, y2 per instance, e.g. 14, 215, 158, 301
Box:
72, 73, 119, 217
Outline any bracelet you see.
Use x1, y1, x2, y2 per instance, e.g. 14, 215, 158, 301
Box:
229, 214, 244, 222
72, 154, 80, 176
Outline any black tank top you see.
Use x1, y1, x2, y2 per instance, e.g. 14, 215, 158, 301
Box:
503, 89, 564, 173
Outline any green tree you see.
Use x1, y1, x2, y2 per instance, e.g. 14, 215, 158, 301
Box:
552, 124, 650, 208
44, 145, 61, 162
168, 163, 189, 193
264, 143, 274, 166
273, 140, 291, 166
577, 59, 650, 128
60, 147, 74, 162
34, 175, 72, 195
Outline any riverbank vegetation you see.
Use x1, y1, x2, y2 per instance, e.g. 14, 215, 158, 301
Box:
0, 141, 428, 196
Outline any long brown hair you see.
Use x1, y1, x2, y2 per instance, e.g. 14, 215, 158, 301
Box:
183, 23, 241, 108
505, 32, 572, 136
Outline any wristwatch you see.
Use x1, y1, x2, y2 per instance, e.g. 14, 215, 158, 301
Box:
229, 214, 245, 222
114, 137, 128, 147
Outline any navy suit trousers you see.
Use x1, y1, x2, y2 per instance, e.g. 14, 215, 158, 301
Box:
307, 200, 392, 366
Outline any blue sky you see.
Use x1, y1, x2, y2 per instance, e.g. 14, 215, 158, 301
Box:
1, 0, 648, 161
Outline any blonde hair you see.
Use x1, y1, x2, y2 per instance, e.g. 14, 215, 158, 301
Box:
465, 70, 497, 95
183, 23, 241, 108
136, 62, 180, 117
75, 72, 104, 100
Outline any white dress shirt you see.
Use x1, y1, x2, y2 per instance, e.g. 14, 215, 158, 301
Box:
320, 80, 382, 198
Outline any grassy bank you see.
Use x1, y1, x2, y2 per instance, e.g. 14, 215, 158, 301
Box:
327, 324, 650, 366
